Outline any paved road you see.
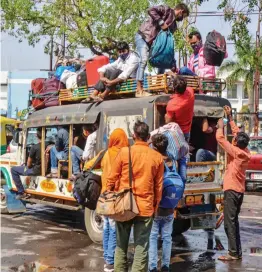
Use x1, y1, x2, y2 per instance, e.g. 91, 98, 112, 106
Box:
1, 194, 262, 272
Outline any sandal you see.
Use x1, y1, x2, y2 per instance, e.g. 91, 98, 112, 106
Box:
81, 97, 93, 103
218, 254, 242, 261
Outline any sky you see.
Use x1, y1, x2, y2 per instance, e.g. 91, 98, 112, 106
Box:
1, 0, 259, 71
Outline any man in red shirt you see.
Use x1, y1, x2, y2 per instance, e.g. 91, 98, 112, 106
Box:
165, 75, 195, 141
216, 108, 250, 261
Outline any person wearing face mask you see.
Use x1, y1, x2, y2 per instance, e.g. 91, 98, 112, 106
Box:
82, 42, 139, 103
179, 31, 216, 79
135, 3, 189, 97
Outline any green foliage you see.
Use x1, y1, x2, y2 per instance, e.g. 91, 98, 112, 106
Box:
240, 105, 250, 114
1, 0, 158, 55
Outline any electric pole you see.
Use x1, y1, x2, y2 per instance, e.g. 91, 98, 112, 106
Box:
254, 0, 261, 136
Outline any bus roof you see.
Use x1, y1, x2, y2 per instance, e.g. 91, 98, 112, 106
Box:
24, 94, 231, 128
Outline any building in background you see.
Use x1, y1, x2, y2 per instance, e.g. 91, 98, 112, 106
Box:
5, 70, 49, 118
0, 71, 8, 116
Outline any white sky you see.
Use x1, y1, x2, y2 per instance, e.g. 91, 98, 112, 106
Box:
1, 0, 258, 71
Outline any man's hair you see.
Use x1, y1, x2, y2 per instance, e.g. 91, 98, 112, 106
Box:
171, 75, 187, 94
174, 3, 190, 16
152, 134, 168, 155
117, 42, 129, 51
133, 121, 149, 141
188, 30, 202, 41
236, 132, 250, 149
83, 124, 94, 133
37, 128, 42, 140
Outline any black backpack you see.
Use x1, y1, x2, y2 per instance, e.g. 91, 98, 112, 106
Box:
77, 67, 88, 87
203, 30, 226, 67
73, 150, 106, 210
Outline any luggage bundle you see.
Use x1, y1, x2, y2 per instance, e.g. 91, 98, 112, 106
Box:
204, 30, 227, 67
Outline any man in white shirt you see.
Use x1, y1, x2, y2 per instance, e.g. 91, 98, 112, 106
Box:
82, 42, 139, 102
82, 130, 97, 161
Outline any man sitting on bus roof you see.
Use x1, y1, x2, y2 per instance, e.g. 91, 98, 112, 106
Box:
47, 126, 69, 178
11, 128, 42, 200
82, 42, 139, 103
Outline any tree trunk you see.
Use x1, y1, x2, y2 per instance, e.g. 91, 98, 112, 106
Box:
248, 87, 255, 134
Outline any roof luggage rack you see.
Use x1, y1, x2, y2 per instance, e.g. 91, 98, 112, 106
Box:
58, 74, 226, 105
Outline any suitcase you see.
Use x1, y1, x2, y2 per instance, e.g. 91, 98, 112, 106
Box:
31, 78, 46, 110
85, 56, 109, 86
42, 77, 65, 107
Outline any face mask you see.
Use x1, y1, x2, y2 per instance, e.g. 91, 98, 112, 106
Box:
176, 15, 184, 22
119, 53, 129, 61
191, 41, 202, 54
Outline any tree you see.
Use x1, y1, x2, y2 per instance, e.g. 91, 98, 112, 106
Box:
1, 0, 156, 57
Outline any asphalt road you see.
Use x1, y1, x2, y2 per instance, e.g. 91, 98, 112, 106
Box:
1, 194, 262, 272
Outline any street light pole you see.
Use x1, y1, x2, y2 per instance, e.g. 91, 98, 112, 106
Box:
254, 0, 261, 136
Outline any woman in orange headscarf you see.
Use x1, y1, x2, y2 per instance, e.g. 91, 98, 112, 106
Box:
84, 128, 129, 271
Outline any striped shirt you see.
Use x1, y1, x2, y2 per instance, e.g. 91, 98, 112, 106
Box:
193, 54, 199, 73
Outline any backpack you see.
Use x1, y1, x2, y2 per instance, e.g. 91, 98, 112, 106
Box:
77, 67, 88, 87
73, 150, 106, 210
159, 162, 184, 209
30, 78, 46, 110
149, 30, 175, 69
203, 30, 226, 66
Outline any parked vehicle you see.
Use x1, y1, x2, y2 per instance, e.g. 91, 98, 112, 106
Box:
0, 94, 231, 243
246, 136, 262, 192
0, 116, 21, 155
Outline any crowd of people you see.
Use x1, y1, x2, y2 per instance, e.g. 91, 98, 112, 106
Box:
10, 2, 251, 272
81, 2, 224, 103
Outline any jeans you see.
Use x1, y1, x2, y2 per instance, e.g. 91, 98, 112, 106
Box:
179, 66, 197, 76
149, 214, 174, 271
50, 146, 68, 171
178, 133, 190, 183
71, 146, 83, 174
11, 166, 34, 194
196, 149, 216, 162
135, 33, 150, 82
224, 190, 244, 257
114, 216, 153, 272
103, 216, 117, 265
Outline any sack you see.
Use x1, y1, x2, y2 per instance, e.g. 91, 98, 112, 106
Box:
31, 78, 46, 110
203, 30, 226, 66
42, 77, 65, 107
159, 162, 184, 209
60, 70, 78, 89
149, 30, 175, 69
73, 150, 106, 209
151, 123, 189, 161
77, 68, 88, 87
55, 65, 75, 80
96, 146, 139, 222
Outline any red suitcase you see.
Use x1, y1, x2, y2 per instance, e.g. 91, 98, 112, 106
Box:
85, 55, 109, 86
31, 78, 46, 110
42, 77, 65, 108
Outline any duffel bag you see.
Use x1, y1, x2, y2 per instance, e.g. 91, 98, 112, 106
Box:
42, 77, 65, 107
96, 146, 139, 222
203, 30, 227, 66
149, 30, 175, 69
73, 150, 106, 210
31, 78, 46, 110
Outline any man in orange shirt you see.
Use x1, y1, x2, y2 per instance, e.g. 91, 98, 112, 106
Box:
107, 121, 164, 272
165, 75, 195, 141
216, 110, 250, 261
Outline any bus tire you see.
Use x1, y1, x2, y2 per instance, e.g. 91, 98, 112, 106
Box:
84, 208, 103, 244
0, 188, 9, 214
172, 218, 190, 236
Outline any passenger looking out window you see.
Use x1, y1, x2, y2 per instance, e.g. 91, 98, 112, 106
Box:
196, 118, 217, 162
47, 126, 69, 178
11, 128, 42, 200
71, 125, 94, 177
